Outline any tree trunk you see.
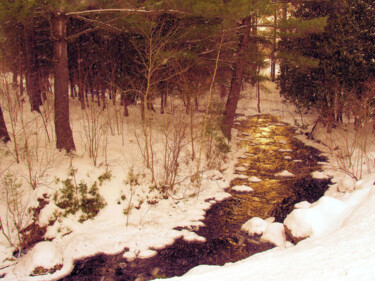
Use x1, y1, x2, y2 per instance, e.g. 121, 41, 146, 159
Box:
23, 22, 42, 113
77, 41, 86, 109
52, 12, 76, 152
0, 104, 10, 143
221, 17, 252, 140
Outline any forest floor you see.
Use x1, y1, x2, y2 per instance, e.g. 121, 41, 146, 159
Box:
1, 81, 375, 280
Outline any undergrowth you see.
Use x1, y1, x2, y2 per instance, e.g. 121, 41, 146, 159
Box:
53, 171, 109, 223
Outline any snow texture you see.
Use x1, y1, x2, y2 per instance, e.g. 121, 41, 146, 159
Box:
275, 170, 295, 177
232, 185, 254, 192
248, 176, 262, 183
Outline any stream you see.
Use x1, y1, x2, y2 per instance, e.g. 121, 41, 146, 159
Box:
61, 114, 331, 281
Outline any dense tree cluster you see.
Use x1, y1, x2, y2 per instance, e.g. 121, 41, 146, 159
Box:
0, 0, 279, 151
278, 0, 375, 131
1, 0, 374, 151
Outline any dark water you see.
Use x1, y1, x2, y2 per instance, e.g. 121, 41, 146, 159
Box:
61, 114, 330, 281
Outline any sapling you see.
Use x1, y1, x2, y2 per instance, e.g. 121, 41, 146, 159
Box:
0, 173, 33, 254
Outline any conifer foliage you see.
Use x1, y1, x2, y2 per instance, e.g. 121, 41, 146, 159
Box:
278, 0, 375, 129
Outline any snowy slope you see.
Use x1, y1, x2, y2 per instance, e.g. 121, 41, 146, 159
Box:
166, 181, 375, 281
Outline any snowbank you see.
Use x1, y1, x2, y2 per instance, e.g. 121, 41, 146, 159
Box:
165, 180, 375, 281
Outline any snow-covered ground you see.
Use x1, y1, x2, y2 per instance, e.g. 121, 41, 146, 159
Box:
1, 79, 375, 281
164, 83, 375, 281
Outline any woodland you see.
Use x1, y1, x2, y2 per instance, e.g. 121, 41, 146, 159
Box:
0, 0, 374, 150
0, 0, 374, 280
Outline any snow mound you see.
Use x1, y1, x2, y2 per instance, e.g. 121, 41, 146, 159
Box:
311, 171, 330, 179
278, 148, 293, 152
235, 174, 249, 180
241, 217, 268, 236
242, 217, 286, 247
275, 170, 295, 177
284, 196, 348, 240
13, 241, 63, 276
294, 201, 311, 209
232, 185, 254, 192
248, 176, 262, 183
260, 222, 286, 247
284, 187, 373, 241
338, 175, 356, 192
235, 166, 248, 172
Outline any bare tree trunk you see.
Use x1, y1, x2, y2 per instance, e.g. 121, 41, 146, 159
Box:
52, 12, 76, 152
221, 17, 252, 140
23, 22, 42, 113
0, 104, 10, 143
77, 39, 86, 109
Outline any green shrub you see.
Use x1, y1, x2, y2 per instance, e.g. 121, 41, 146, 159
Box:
53, 175, 107, 223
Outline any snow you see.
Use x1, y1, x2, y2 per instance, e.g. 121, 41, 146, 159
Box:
162, 81, 375, 281
248, 176, 263, 183
235, 166, 248, 172
2, 80, 375, 281
260, 222, 287, 247
13, 242, 63, 277
275, 170, 295, 177
278, 148, 293, 152
284, 195, 351, 239
311, 170, 331, 179
235, 174, 249, 180
166, 181, 375, 281
231, 185, 254, 192
241, 217, 269, 236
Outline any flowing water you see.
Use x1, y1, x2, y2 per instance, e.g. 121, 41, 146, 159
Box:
61, 114, 331, 281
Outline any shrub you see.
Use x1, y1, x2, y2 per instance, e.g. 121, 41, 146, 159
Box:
53, 174, 107, 223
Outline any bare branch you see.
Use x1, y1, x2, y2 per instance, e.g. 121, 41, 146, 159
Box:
66, 8, 187, 16
70, 15, 123, 34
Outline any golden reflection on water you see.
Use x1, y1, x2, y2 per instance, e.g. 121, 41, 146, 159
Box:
222, 114, 323, 229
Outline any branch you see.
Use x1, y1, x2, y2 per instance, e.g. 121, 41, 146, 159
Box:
70, 15, 123, 33
66, 16, 129, 41
66, 8, 187, 16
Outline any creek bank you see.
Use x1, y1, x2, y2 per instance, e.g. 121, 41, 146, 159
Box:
61, 115, 331, 281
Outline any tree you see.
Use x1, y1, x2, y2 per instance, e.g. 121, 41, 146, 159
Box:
52, 11, 76, 152
278, 0, 375, 130
221, 0, 272, 140
0, 103, 10, 143
221, 16, 253, 140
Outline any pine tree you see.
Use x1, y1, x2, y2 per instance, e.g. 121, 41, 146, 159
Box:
221, 0, 273, 140
278, 0, 375, 130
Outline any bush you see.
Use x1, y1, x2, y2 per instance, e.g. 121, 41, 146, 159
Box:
53, 173, 108, 223
0, 173, 33, 254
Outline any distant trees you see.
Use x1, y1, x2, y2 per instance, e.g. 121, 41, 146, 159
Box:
5, 0, 369, 153
278, 0, 375, 131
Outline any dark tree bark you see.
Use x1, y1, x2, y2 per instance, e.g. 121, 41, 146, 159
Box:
52, 12, 76, 152
23, 22, 42, 113
221, 17, 252, 140
0, 104, 10, 143
77, 38, 86, 109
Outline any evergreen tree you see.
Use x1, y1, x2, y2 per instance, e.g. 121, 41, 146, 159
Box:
279, 0, 375, 130
221, 0, 273, 140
